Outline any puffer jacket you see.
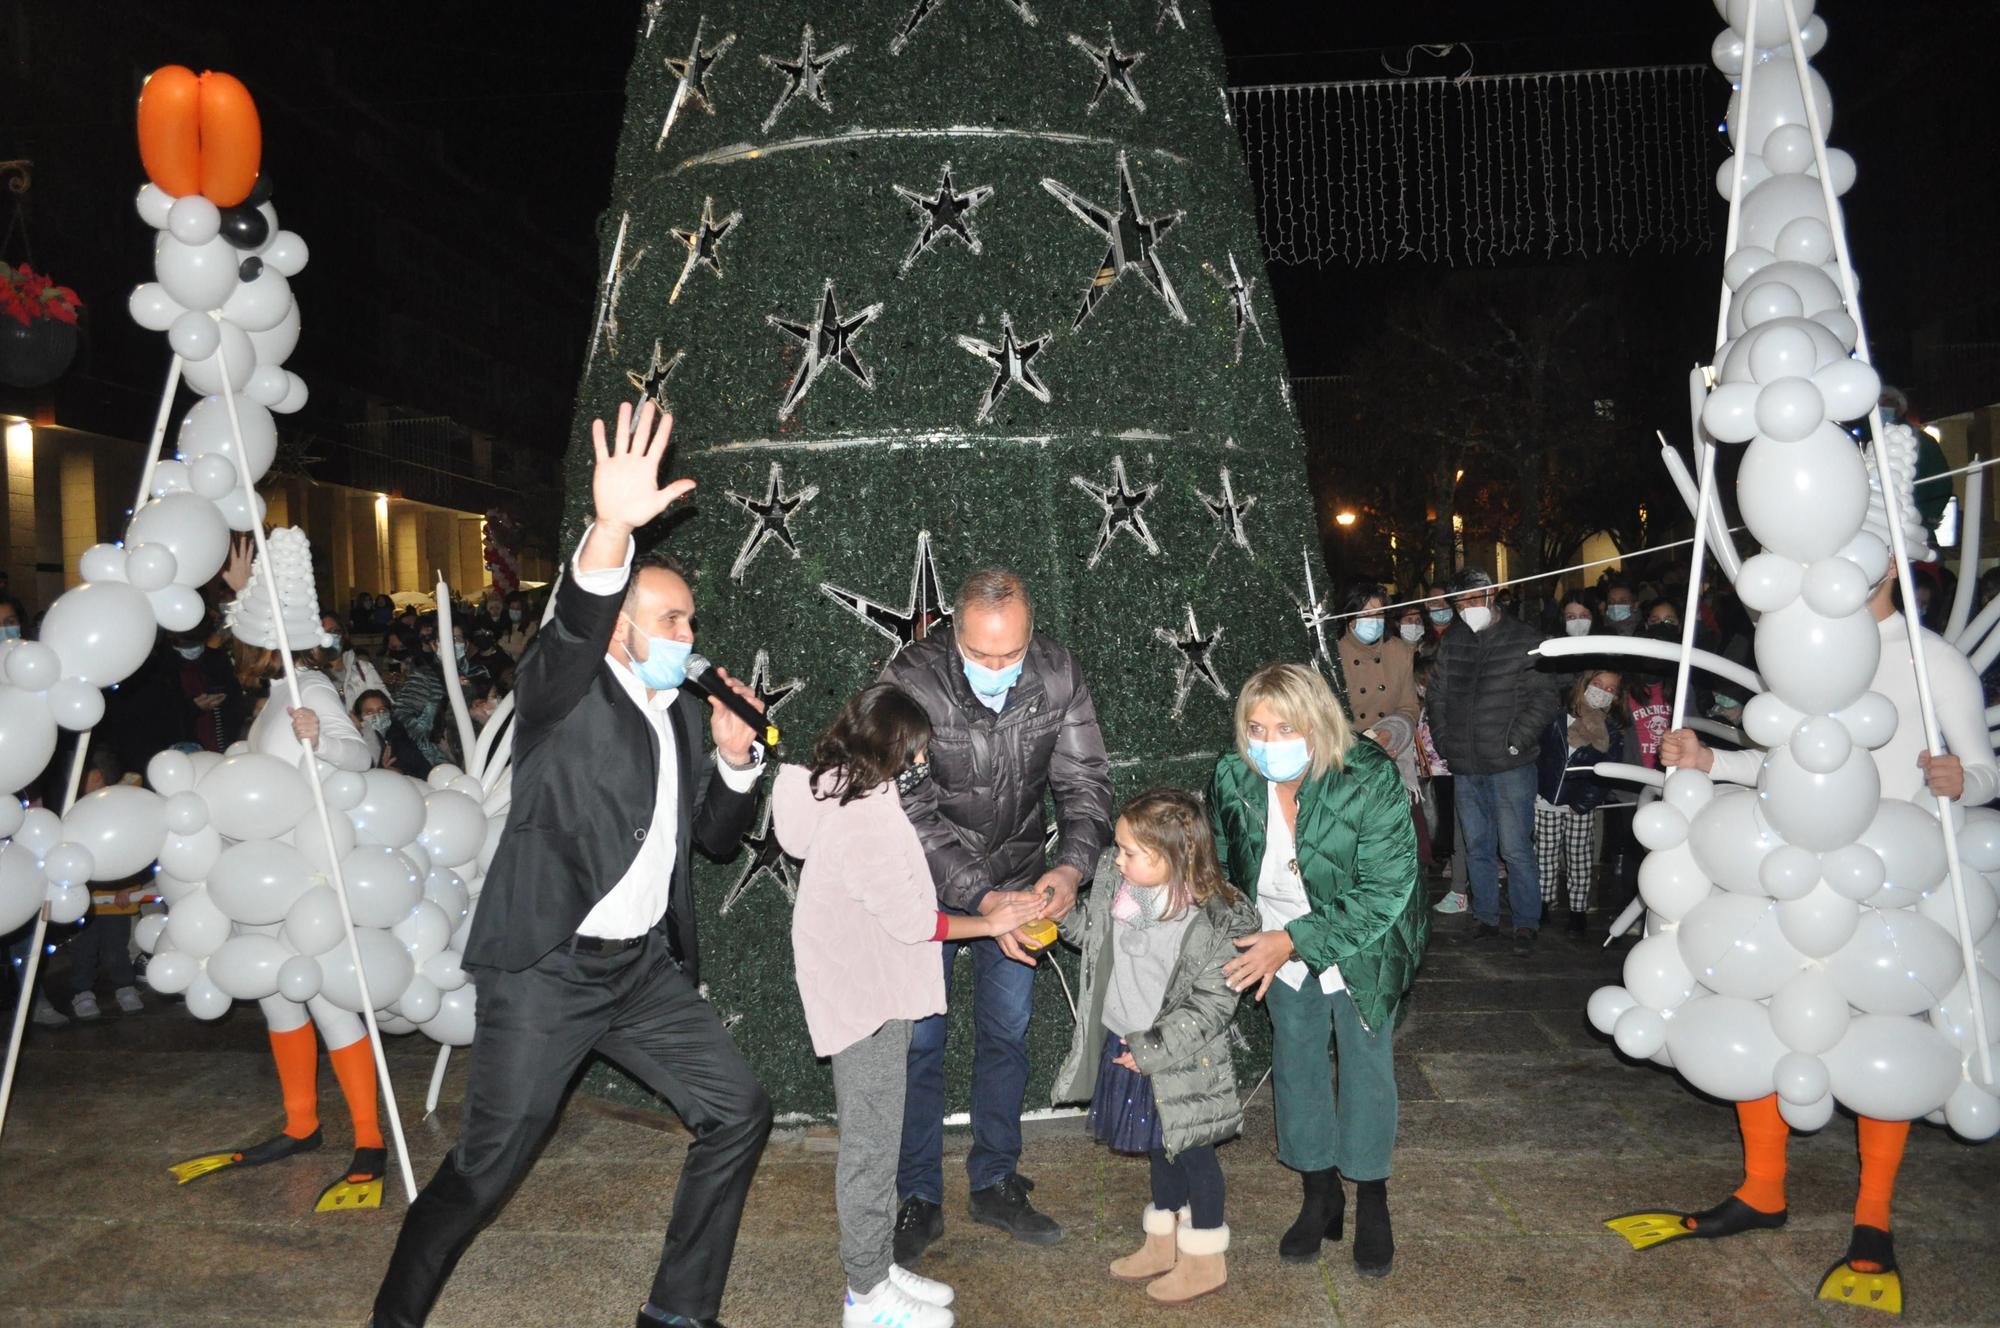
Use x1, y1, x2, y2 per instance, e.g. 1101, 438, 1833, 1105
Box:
1207, 742, 1427, 1032
1426, 615, 1560, 775
1052, 849, 1261, 1159
881, 629, 1113, 911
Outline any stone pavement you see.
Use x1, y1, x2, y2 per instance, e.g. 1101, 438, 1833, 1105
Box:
4, 898, 1998, 1328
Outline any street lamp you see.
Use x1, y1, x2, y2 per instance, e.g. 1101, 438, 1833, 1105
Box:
1334, 509, 1358, 528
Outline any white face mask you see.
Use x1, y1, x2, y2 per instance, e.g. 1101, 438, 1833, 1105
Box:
1460, 606, 1492, 632
1564, 618, 1592, 637
1584, 685, 1616, 711
1398, 623, 1425, 644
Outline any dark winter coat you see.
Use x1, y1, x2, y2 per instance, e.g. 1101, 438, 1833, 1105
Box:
880, 629, 1113, 911
1207, 742, 1427, 1032
1534, 713, 1625, 811
1426, 615, 1561, 775
1052, 849, 1262, 1159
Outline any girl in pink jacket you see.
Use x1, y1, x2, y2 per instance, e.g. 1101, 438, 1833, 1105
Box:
775, 683, 1042, 1328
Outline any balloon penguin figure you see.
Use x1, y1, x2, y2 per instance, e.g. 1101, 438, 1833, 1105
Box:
1565, 3, 2000, 1316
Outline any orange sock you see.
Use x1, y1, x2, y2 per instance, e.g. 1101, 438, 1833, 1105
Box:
1854, 1115, 1908, 1234
327, 1036, 384, 1154
269, 1024, 320, 1140
1732, 1094, 1790, 1215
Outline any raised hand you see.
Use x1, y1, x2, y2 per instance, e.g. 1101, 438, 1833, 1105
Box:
592, 400, 695, 538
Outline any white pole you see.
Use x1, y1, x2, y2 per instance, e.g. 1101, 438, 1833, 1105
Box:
424, 1044, 451, 1119
130, 354, 185, 515
213, 344, 419, 1201
434, 572, 476, 769
1777, 0, 1991, 1082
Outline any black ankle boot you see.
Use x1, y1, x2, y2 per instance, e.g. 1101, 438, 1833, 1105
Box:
1353, 1179, 1393, 1277
1280, 1167, 1344, 1263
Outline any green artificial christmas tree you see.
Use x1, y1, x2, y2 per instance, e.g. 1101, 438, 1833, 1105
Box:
566, 0, 1334, 1115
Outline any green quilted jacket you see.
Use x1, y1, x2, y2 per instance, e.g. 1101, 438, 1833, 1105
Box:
1206, 742, 1428, 1031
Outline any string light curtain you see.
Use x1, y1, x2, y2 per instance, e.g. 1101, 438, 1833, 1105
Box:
1227, 65, 1717, 267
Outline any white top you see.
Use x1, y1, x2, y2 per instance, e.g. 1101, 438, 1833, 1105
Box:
1259, 780, 1344, 994
248, 668, 371, 773
1708, 611, 1997, 807
565, 526, 763, 940
330, 649, 388, 711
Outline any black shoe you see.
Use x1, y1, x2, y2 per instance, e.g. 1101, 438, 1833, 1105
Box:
892, 1195, 944, 1265
1280, 1167, 1345, 1263
1470, 922, 1500, 941
1566, 910, 1588, 935
637, 1312, 728, 1328
1513, 927, 1537, 956
968, 1173, 1063, 1244
1353, 1179, 1394, 1277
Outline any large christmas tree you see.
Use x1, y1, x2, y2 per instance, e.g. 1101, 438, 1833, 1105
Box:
565, 0, 1325, 1115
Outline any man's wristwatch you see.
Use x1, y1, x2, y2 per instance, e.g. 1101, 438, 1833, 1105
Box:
720, 748, 762, 772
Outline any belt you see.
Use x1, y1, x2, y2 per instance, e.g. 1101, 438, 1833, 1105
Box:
568, 931, 649, 956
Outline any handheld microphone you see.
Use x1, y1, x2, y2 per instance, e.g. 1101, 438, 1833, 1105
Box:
685, 654, 780, 749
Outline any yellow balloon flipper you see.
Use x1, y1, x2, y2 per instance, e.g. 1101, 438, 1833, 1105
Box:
314, 1176, 385, 1214
168, 1151, 244, 1185
1818, 1263, 1903, 1316
1603, 1211, 1698, 1251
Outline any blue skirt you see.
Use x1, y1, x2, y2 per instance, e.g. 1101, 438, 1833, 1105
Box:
1088, 1032, 1164, 1155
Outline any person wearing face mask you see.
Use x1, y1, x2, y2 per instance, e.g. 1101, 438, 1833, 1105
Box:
1423, 584, 1454, 639
171, 622, 245, 753
371, 401, 770, 1328
1599, 580, 1640, 636
322, 612, 388, 711
1533, 671, 1625, 937
499, 590, 539, 659
0, 596, 23, 643
1207, 662, 1424, 1276
878, 567, 1113, 1264
1392, 603, 1429, 654
1425, 568, 1559, 954
1335, 582, 1425, 857
352, 689, 432, 778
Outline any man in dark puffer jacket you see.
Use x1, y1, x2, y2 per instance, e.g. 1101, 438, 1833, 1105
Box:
880, 568, 1114, 1263
1426, 568, 1560, 952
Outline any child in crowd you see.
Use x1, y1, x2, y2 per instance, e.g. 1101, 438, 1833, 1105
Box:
1051, 788, 1259, 1304
1533, 670, 1626, 934
774, 684, 1043, 1328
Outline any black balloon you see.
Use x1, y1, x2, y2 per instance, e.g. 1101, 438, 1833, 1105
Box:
237, 256, 265, 283
219, 205, 270, 250
244, 173, 272, 207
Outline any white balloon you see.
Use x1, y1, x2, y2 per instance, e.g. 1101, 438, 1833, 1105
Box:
1929, 966, 2000, 1054
1830, 690, 1896, 751
38, 581, 157, 688
340, 845, 424, 928
198, 753, 312, 841
207, 838, 315, 925
1858, 799, 1947, 907
176, 394, 277, 485
1916, 871, 1998, 944
1957, 810, 2000, 873
401, 840, 431, 880
154, 233, 238, 311
126, 490, 231, 589
1713, 0, 1818, 52
1751, 599, 1880, 714
146, 948, 197, 995
1614, 1005, 1668, 1059
134, 912, 168, 954
1777, 882, 1861, 957
1799, 556, 1868, 620
1625, 933, 1697, 1010
219, 266, 292, 332
398, 975, 442, 1023
159, 824, 223, 880
322, 770, 367, 812
263, 230, 310, 278
0, 688, 56, 798
1637, 841, 1715, 922
1662, 769, 1715, 819
213, 486, 267, 533
317, 926, 415, 1012
247, 299, 301, 366
166, 195, 221, 245
123, 542, 180, 593
422, 867, 470, 923
1632, 802, 1690, 852
147, 461, 190, 497
154, 872, 200, 904
448, 774, 486, 802
1945, 1081, 2000, 1142
1759, 844, 1821, 901
1827, 908, 1963, 1016
283, 885, 347, 956
273, 371, 309, 416
1690, 789, 1783, 893
1770, 968, 1850, 1054
61, 785, 167, 879
178, 319, 254, 395
1738, 429, 1871, 566
286, 808, 356, 879
183, 971, 233, 1020
1758, 746, 1878, 850
167, 309, 221, 361
77, 544, 130, 586
128, 281, 181, 331
1734, 553, 1803, 614
159, 790, 207, 836
418, 790, 487, 868
188, 452, 238, 501
1752, 376, 1824, 443
245, 363, 289, 407
425, 983, 477, 1046
14, 806, 61, 856
0, 796, 21, 840
1774, 1050, 1830, 1105
1678, 892, 1804, 999
45, 678, 106, 732
1702, 380, 1762, 444
1737, 171, 1834, 255
1824, 1014, 1963, 1120
46, 880, 88, 924
135, 182, 176, 229
393, 899, 452, 963
206, 933, 291, 1000
349, 769, 427, 847
1666, 995, 1785, 1101
146, 749, 197, 796
162, 888, 232, 958
419, 948, 468, 993
42, 843, 94, 889
277, 953, 323, 1002
1742, 693, 1805, 748
1780, 1092, 1836, 1132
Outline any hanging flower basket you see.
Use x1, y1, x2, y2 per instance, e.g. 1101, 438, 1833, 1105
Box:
0, 262, 83, 388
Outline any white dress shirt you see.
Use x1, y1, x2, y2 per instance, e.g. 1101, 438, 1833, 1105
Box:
566, 526, 763, 940
1259, 779, 1345, 995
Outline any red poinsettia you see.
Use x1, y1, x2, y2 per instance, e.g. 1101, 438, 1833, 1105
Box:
0, 263, 83, 327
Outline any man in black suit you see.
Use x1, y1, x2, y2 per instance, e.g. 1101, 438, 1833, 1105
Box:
371, 402, 772, 1328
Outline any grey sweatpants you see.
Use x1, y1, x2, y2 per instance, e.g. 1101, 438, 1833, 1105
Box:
833, 1018, 913, 1294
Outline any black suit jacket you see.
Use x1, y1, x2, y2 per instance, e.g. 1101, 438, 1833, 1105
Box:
464, 563, 758, 979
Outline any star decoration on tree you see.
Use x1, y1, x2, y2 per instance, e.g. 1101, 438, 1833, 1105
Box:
1203, 253, 1266, 365
1290, 543, 1338, 671
893, 163, 995, 275
625, 340, 686, 414
1154, 605, 1227, 720
1195, 466, 1257, 563
719, 796, 799, 916
956, 313, 1052, 424
747, 648, 804, 725
890, 0, 1038, 55
1071, 455, 1161, 570
1041, 153, 1188, 331
820, 530, 953, 657
1067, 29, 1147, 114
1155, 0, 1187, 31
725, 462, 820, 582
767, 280, 884, 421
759, 25, 852, 133
643, 0, 667, 40
658, 20, 737, 149
670, 195, 743, 304
586, 212, 643, 376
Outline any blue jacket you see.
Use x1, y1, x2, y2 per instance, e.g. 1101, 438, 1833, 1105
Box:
1535, 713, 1624, 811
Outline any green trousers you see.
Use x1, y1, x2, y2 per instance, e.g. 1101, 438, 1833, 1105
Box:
1267, 979, 1398, 1181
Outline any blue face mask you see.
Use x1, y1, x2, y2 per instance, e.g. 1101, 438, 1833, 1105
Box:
1604, 603, 1634, 622
1248, 736, 1311, 783
962, 654, 1024, 707
630, 633, 691, 691
1352, 618, 1385, 645
0, 623, 19, 641
1426, 608, 1452, 626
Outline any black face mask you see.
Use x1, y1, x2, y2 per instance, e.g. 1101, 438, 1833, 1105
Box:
895, 761, 932, 796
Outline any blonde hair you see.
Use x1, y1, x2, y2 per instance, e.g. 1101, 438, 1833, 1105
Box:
1234, 662, 1354, 780
1117, 788, 1237, 920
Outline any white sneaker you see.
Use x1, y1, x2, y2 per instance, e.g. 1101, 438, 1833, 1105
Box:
843, 1280, 955, 1328
31, 995, 68, 1027
71, 991, 101, 1020
887, 1264, 954, 1308
1433, 891, 1468, 915
115, 986, 145, 1014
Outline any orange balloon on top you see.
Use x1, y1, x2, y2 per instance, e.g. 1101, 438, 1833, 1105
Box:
134, 65, 263, 207
136, 65, 202, 197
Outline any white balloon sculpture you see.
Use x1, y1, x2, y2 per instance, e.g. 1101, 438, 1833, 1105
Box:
1583, 0, 1999, 1141
0, 153, 516, 1150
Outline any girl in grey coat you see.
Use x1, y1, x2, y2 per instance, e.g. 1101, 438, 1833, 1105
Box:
1051, 789, 1260, 1305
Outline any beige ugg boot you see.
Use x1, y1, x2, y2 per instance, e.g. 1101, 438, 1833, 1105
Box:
1146, 1223, 1229, 1304
1110, 1205, 1182, 1281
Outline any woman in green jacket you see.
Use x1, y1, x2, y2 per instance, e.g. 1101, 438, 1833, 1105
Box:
1209, 662, 1428, 1278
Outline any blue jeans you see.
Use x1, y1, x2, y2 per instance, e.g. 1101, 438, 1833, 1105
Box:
897, 937, 1036, 1203
1457, 764, 1542, 931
